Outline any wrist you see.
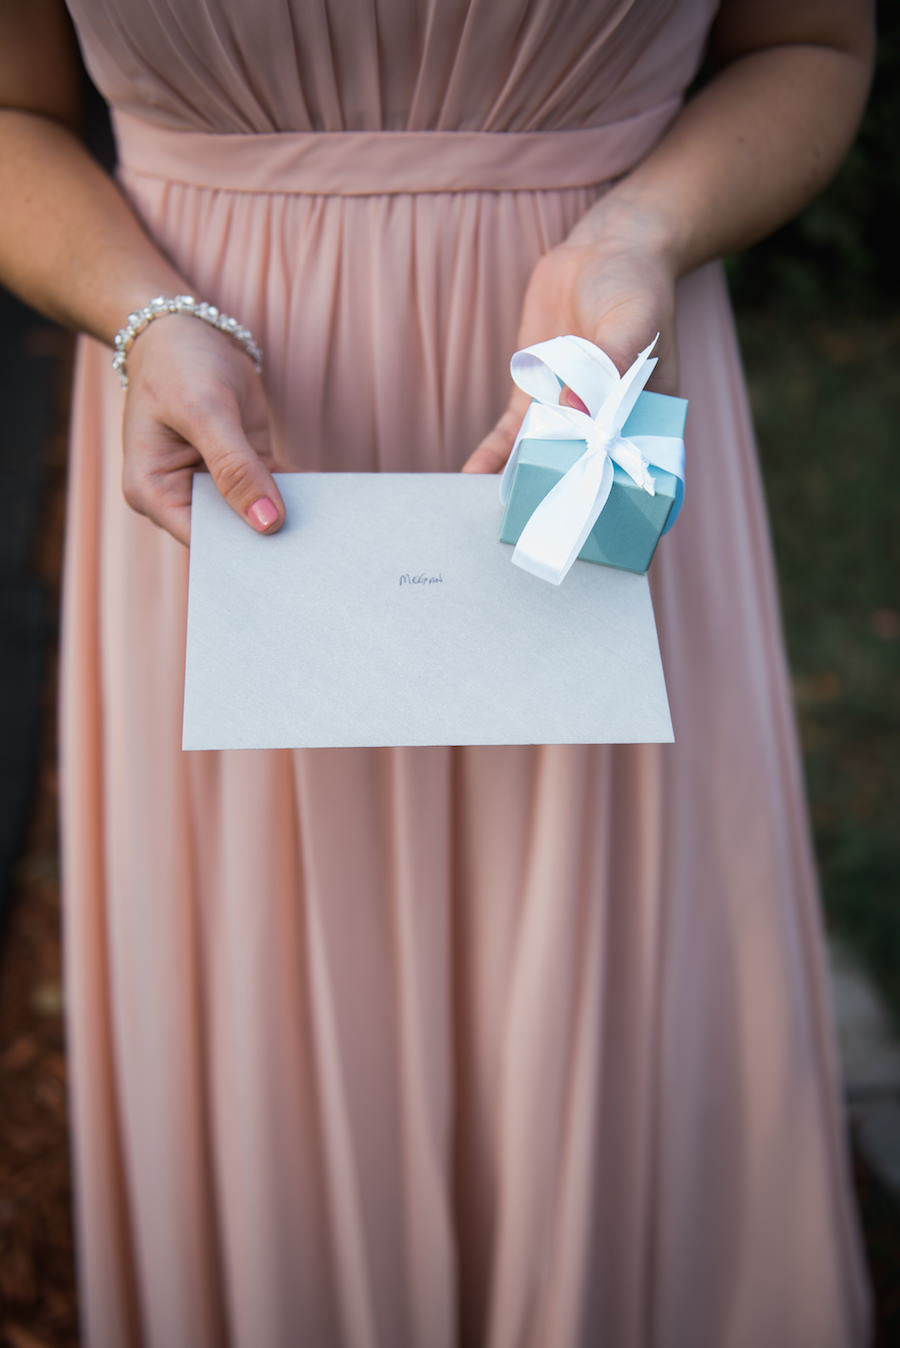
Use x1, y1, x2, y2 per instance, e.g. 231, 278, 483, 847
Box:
92, 262, 192, 349
565, 188, 688, 280
113, 293, 263, 390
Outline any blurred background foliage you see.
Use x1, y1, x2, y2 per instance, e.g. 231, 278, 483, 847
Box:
728, 9, 900, 316
728, 5, 900, 1024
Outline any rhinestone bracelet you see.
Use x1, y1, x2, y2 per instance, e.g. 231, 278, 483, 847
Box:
112, 294, 263, 389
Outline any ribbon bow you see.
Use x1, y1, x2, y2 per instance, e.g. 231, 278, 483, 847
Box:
499, 335, 685, 584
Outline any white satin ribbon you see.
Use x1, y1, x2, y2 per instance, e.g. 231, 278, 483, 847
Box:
499, 334, 685, 585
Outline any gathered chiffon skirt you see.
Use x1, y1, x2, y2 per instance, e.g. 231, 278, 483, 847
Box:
59, 1, 870, 1343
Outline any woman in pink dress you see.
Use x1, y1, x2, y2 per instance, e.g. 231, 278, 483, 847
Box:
0, 1, 876, 1344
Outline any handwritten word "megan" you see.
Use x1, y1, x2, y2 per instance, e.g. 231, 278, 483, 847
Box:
399, 572, 444, 587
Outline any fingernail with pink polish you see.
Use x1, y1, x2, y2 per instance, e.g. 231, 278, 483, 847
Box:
248, 497, 280, 532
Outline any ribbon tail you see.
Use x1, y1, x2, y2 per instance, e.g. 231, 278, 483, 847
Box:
610, 435, 655, 494
512, 450, 615, 586
629, 433, 685, 532
604, 335, 659, 429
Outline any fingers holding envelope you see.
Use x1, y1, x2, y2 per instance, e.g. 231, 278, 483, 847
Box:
121, 313, 284, 546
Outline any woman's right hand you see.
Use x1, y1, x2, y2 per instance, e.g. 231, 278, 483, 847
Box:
121, 314, 285, 546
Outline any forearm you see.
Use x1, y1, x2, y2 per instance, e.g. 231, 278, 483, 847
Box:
570, 28, 874, 276
0, 109, 189, 345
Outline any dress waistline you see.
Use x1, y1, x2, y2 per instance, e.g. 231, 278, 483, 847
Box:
111, 101, 681, 196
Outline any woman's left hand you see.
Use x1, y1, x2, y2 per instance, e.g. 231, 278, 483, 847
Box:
461, 198, 679, 474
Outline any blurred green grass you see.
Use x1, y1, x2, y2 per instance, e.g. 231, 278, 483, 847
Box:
736, 311, 900, 1027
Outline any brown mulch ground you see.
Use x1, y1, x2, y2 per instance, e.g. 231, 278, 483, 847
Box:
0, 774, 79, 1348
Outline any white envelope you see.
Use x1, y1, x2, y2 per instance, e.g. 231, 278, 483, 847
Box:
183, 473, 673, 749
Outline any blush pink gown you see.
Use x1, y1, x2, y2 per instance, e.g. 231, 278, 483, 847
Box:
60, 2, 870, 1345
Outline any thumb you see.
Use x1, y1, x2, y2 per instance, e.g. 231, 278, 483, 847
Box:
183, 394, 285, 535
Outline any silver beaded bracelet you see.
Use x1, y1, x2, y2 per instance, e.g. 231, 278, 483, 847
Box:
112, 294, 263, 389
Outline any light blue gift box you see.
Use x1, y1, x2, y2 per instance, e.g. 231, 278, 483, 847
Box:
499, 389, 687, 574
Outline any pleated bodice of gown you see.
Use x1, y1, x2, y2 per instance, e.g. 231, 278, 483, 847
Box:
59, 2, 870, 1346
64, 0, 720, 481
68, 0, 715, 135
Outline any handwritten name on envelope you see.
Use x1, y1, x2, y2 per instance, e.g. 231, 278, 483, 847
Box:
183, 473, 673, 749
